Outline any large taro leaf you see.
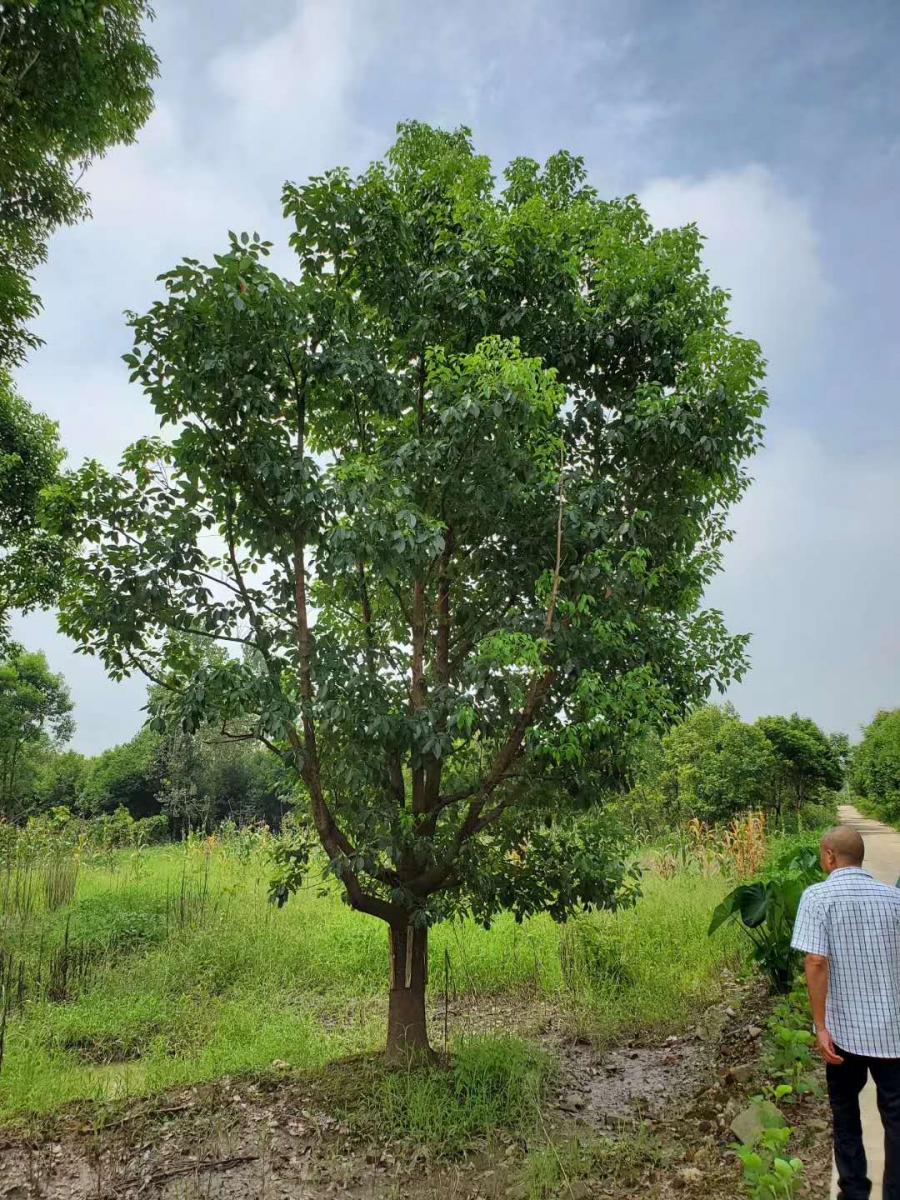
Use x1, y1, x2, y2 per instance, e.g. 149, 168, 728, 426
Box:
734, 881, 771, 928
709, 881, 771, 935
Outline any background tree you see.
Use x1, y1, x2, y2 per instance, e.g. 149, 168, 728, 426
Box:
655, 704, 776, 826
851, 710, 900, 822
157, 727, 289, 832
80, 727, 161, 818
828, 731, 852, 779
1, 0, 158, 631
0, 644, 74, 818
0, 373, 65, 638
32, 747, 89, 811
755, 713, 844, 819
51, 124, 766, 1058
0, 0, 158, 368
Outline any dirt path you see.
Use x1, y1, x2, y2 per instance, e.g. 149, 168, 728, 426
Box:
830, 803, 900, 1198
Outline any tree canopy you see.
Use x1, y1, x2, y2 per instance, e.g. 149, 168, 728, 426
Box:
0, 0, 158, 633
0, 0, 158, 368
79, 726, 161, 819
851, 709, 900, 822
0, 644, 74, 818
636, 703, 844, 829
755, 713, 843, 818
51, 123, 767, 1055
655, 704, 776, 825
0, 372, 65, 638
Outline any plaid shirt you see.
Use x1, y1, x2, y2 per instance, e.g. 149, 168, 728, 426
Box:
792, 867, 900, 1058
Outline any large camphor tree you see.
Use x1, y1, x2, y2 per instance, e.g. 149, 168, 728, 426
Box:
0, 0, 158, 368
51, 124, 766, 1058
0, 374, 64, 637
0, 0, 158, 632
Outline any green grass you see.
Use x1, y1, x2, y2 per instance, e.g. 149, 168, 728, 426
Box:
558, 872, 745, 1044
0, 838, 745, 1121
314, 1036, 552, 1156
517, 1126, 668, 1197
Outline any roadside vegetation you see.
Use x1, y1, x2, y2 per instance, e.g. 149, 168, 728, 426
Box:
851, 708, 900, 825
0, 812, 745, 1121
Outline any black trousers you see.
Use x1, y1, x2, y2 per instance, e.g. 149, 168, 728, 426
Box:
827, 1048, 900, 1200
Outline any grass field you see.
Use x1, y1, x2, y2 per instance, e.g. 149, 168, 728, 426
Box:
0, 834, 745, 1121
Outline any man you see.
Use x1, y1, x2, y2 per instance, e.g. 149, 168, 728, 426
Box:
792, 825, 900, 1199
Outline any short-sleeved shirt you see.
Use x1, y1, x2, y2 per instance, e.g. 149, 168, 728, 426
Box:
792, 867, 900, 1058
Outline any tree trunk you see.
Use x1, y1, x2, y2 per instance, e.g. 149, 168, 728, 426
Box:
386, 923, 432, 1062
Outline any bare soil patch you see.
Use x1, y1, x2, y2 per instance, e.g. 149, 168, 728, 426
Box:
0, 988, 832, 1199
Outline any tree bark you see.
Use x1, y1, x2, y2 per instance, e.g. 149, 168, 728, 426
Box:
386, 923, 432, 1062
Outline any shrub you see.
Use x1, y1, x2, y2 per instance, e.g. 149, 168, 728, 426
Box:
708, 850, 822, 993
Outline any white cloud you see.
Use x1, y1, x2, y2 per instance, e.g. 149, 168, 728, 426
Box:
642, 166, 832, 373
208, 0, 382, 176
26, 362, 154, 471
709, 432, 900, 736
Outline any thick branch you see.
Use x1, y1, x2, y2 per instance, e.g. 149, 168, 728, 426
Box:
425, 455, 566, 839
357, 559, 376, 676
423, 527, 454, 810
410, 576, 427, 814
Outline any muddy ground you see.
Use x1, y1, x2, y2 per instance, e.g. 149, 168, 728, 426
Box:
0, 987, 832, 1199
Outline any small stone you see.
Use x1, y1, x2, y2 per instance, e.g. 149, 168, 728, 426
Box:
723, 1063, 755, 1085
700, 1008, 729, 1041
567, 1184, 592, 1200
747, 1025, 764, 1038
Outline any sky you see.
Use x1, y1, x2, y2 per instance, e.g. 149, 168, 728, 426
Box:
12, 0, 900, 754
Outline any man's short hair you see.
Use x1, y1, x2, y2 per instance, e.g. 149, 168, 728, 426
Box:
821, 826, 865, 866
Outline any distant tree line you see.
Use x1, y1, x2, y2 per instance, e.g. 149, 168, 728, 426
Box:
4, 643, 898, 838
621, 703, 848, 832
0, 644, 294, 829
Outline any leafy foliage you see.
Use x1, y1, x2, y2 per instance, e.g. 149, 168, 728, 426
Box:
0, 645, 74, 819
0, 0, 158, 367
0, 373, 66, 637
625, 704, 844, 833
851, 709, 900, 823
708, 846, 821, 992
755, 714, 843, 819
80, 727, 162, 819
655, 704, 777, 825
733, 1126, 804, 1200
50, 124, 766, 1051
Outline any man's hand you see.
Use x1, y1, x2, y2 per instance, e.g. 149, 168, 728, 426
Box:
816, 1028, 845, 1065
